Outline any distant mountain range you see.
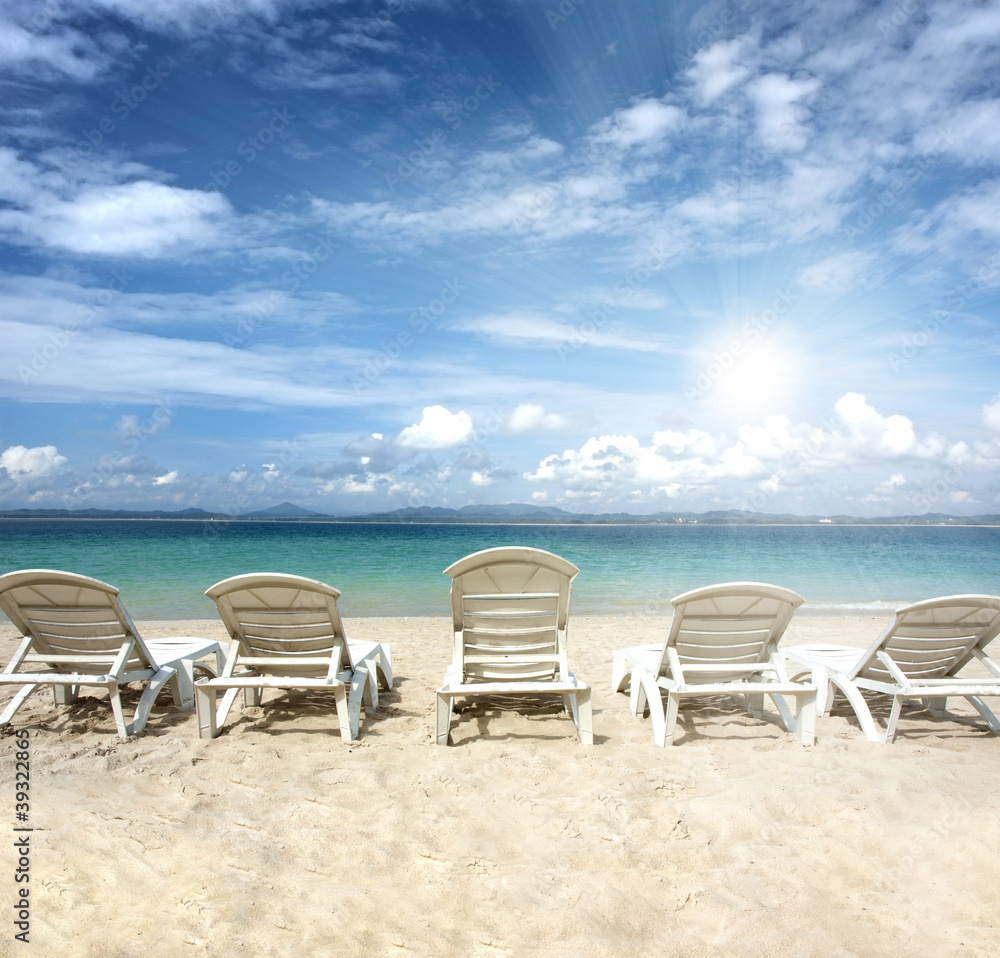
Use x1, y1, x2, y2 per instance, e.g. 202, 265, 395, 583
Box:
242, 501, 325, 518
376, 503, 571, 519
1, 503, 999, 524
0, 506, 228, 520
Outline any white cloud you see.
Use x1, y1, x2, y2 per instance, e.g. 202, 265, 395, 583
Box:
864, 471, 908, 504
506, 404, 569, 435
116, 409, 173, 443
896, 180, 1000, 254
0, 272, 357, 335
736, 416, 811, 460
875, 473, 907, 494
984, 395, 1000, 431
345, 477, 379, 494
0, 148, 245, 260
747, 73, 820, 152
589, 97, 686, 152
397, 405, 474, 449
0, 172, 233, 259
520, 393, 993, 509
0, 444, 68, 482
687, 38, 752, 103
3, 319, 366, 408
0, 10, 117, 81
834, 392, 918, 456
152, 469, 178, 485
923, 99, 1000, 166
516, 135, 563, 161
472, 136, 564, 172
89, 0, 287, 33
2, 0, 288, 53
314, 168, 631, 246
587, 287, 668, 311
941, 179, 1000, 238
524, 432, 763, 498
652, 428, 715, 456
524, 435, 646, 497
314, 94, 683, 250
457, 312, 682, 355
797, 251, 874, 291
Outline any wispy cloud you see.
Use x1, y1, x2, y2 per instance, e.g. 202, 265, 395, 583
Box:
454, 311, 684, 355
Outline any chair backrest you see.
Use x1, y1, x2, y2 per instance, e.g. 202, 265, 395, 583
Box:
0, 569, 154, 669
205, 573, 350, 678
443, 547, 579, 683
659, 582, 805, 682
853, 594, 1000, 683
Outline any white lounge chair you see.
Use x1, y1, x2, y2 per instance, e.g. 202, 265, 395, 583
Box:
436, 547, 593, 745
782, 594, 1000, 743
0, 569, 223, 739
194, 573, 391, 740
611, 582, 816, 746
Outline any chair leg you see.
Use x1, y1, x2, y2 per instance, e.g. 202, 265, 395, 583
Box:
195, 683, 219, 739
746, 693, 765, 719
164, 670, 185, 709
635, 671, 666, 745
53, 684, 79, 707
195, 684, 240, 738
813, 666, 833, 717
108, 683, 130, 739
334, 682, 356, 742
347, 672, 366, 737
631, 673, 647, 718
176, 660, 199, 711
884, 695, 904, 744
217, 688, 241, 729
0, 685, 38, 727
371, 647, 392, 691
829, 674, 886, 743
436, 692, 453, 746
131, 667, 177, 736
822, 681, 836, 718
924, 696, 947, 717
969, 696, 1000, 732
572, 688, 594, 745
363, 669, 379, 711
795, 689, 816, 746
789, 666, 834, 716
769, 692, 797, 733
662, 692, 680, 747
610, 650, 630, 694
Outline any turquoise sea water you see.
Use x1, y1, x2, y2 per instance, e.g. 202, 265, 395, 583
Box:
0, 520, 998, 619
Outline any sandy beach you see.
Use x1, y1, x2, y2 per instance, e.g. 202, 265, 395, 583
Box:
2, 613, 999, 957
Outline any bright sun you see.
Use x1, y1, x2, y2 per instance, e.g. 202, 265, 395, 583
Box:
701, 344, 798, 416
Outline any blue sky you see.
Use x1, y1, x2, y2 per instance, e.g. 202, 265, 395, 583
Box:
1, 0, 999, 516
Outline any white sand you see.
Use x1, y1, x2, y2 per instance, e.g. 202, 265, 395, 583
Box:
2, 614, 999, 957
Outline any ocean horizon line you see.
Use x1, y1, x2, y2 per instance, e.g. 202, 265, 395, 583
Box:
2, 505, 1000, 526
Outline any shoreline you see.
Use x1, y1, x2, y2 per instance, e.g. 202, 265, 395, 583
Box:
3, 515, 1000, 527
